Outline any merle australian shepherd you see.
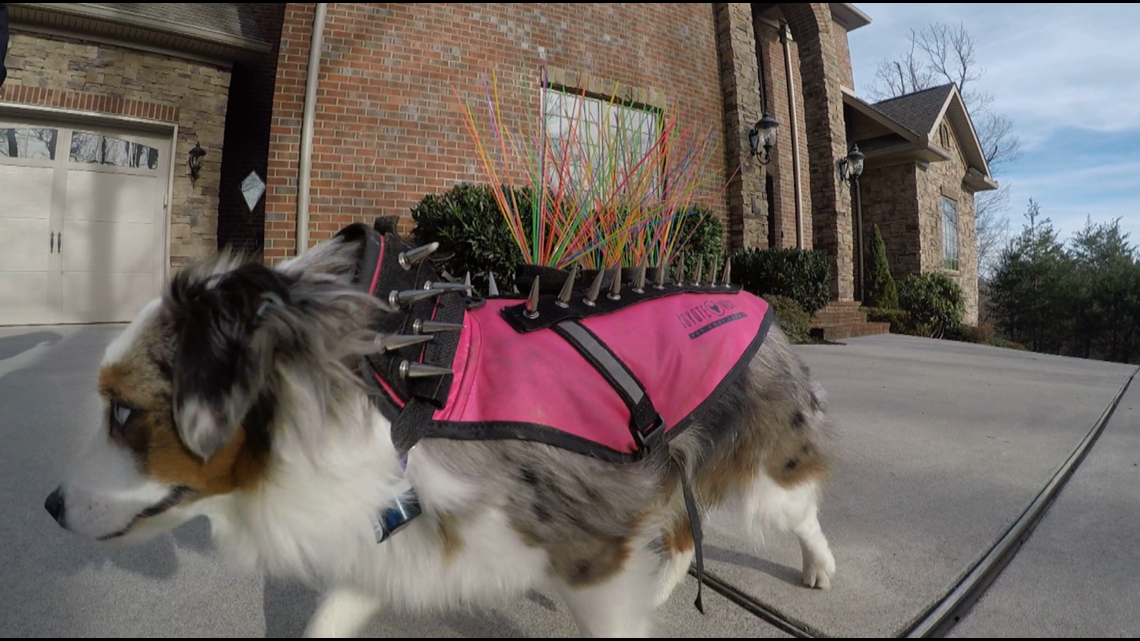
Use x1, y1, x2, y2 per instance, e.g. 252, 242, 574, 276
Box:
44, 225, 836, 637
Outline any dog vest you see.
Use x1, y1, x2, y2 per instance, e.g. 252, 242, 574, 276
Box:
338, 219, 775, 612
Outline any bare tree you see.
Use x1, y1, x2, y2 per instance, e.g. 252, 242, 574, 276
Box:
867, 22, 1022, 281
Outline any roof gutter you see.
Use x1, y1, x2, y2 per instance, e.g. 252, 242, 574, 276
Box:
297, 3, 328, 256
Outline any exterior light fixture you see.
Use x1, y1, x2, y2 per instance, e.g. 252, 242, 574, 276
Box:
188, 142, 206, 181
748, 112, 779, 165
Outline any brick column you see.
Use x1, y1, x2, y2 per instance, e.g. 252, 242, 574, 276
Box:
714, 3, 766, 252
781, 3, 854, 301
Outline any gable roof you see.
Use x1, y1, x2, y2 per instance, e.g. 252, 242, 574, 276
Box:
872, 84, 955, 140
844, 83, 998, 191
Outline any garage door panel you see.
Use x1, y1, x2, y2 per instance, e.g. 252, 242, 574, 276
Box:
60, 270, 154, 324
0, 271, 55, 326
61, 219, 155, 275
64, 171, 158, 224
0, 217, 53, 272
0, 165, 54, 220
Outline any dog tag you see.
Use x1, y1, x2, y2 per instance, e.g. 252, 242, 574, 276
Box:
374, 478, 422, 544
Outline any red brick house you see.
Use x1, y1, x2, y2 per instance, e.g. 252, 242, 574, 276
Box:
0, 3, 995, 327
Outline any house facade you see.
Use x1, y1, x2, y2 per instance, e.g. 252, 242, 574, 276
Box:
0, 3, 994, 327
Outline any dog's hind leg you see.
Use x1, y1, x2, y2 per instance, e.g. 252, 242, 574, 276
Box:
557, 549, 659, 638
743, 473, 835, 590
303, 585, 383, 638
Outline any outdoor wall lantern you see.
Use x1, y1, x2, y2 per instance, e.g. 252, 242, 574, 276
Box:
837, 144, 864, 183
748, 112, 779, 165
188, 142, 206, 181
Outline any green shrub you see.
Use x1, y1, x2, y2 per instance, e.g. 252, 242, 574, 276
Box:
767, 295, 812, 344
990, 336, 1028, 351
410, 183, 534, 295
863, 307, 910, 334
675, 209, 726, 278
897, 272, 966, 338
731, 248, 832, 317
864, 224, 899, 309
961, 323, 996, 344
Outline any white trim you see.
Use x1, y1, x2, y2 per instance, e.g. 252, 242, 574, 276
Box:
164, 124, 178, 285
0, 102, 176, 134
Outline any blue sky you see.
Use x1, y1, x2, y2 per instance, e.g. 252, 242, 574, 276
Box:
847, 3, 1140, 245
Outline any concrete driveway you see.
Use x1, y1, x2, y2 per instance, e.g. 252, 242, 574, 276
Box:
2, 326, 1137, 637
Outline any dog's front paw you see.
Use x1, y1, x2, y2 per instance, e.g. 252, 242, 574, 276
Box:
802, 548, 836, 590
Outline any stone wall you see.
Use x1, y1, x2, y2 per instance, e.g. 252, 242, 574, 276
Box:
917, 124, 979, 324
859, 161, 921, 283
0, 30, 231, 272
715, 3, 765, 251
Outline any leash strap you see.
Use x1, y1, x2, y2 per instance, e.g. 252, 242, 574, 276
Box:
681, 474, 706, 615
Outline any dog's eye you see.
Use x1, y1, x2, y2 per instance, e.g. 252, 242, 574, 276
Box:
110, 402, 132, 433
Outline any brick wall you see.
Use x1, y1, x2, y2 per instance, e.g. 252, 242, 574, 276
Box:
780, 3, 854, 301
264, 3, 730, 264
755, 17, 813, 250
1, 30, 231, 271
217, 4, 286, 254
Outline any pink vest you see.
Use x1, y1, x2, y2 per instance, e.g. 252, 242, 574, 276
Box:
341, 221, 773, 462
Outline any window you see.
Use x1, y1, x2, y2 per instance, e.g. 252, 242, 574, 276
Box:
542, 87, 660, 200
942, 196, 959, 271
0, 127, 59, 160
70, 131, 160, 169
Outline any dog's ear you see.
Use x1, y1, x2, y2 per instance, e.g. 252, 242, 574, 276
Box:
167, 260, 292, 462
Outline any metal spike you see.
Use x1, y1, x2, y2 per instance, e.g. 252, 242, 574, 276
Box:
707, 257, 718, 286
375, 333, 434, 354
512, 283, 519, 295
398, 242, 439, 270
388, 288, 443, 309
399, 360, 453, 379
439, 270, 460, 284
653, 261, 668, 290
632, 262, 647, 294
692, 261, 703, 287
721, 259, 732, 287
555, 265, 578, 308
487, 272, 499, 297
607, 268, 622, 301
524, 276, 541, 319
674, 260, 686, 287
413, 319, 466, 334
584, 268, 606, 307
464, 272, 472, 291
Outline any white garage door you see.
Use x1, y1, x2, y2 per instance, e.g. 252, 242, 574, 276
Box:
0, 117, 171, 326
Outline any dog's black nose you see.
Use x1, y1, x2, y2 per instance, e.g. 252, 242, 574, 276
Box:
44, 488, 66, 525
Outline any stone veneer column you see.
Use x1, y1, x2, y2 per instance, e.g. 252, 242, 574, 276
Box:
780, 3, 854, 301
714, 3, 766, 251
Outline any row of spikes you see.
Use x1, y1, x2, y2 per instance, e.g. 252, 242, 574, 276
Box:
382, 242, 737, 377
524, 254, 731, 320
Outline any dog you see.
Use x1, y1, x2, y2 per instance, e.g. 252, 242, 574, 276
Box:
44, 223, 836, 638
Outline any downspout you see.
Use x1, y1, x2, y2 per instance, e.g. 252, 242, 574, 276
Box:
297, 3, 328, 256
781, 22, 804, 250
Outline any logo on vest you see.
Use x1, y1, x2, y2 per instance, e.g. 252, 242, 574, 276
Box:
676, 299, 748, 339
